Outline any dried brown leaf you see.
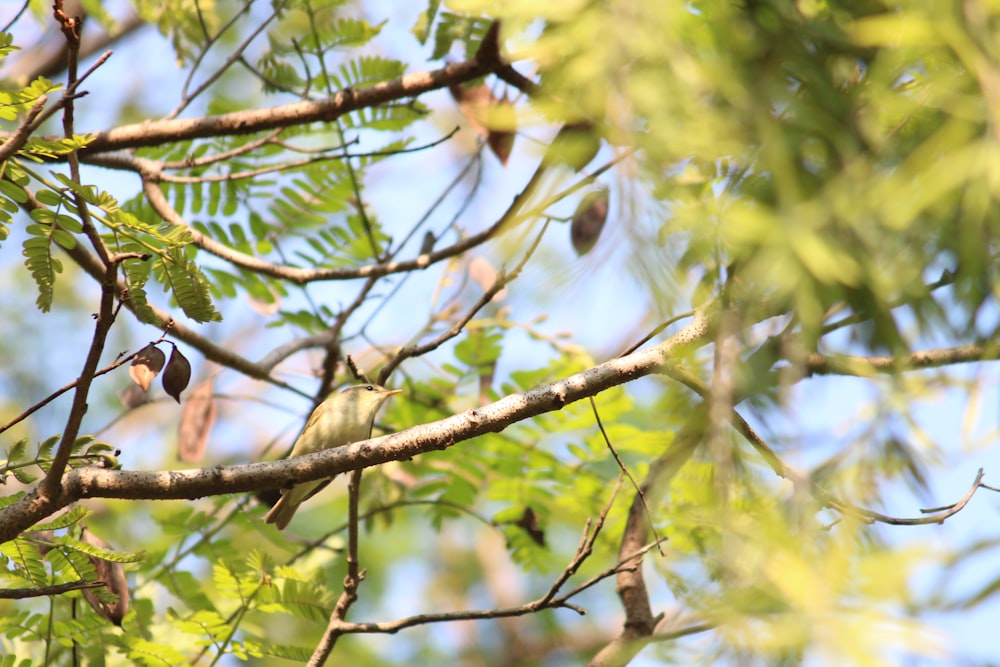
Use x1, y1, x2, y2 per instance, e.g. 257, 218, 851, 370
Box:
515, 507, 546, 547
177, 376, 217, 462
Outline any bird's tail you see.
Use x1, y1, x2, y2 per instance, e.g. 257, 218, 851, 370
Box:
264, 493, 298, 530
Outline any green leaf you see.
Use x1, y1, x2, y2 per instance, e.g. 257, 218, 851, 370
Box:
10, 468, 36, 484
126, 638, 189, 667
6, 437, 28, 463
0, 179, 27, 203
332, 55, 407, 90
30, 506, 90, 531
36, 434, 59, 459
3, 539, 49, 585
52, 535, 145, 564
151, 248, 221, 323
21, 235, 56, 311
55, 213, 83, 233
28, 208, 55, 223
454, 328, 503, 368
51, 228, 76, 249
323, 17, 386, 48
411, 0, 442, 44
431, 13, 493, 60
34, 188, 62, 206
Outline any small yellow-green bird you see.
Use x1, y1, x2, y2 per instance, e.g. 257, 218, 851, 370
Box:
265, 384, 401, 530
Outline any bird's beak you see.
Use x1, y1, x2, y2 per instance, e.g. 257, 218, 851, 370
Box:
386, 389, 403, 396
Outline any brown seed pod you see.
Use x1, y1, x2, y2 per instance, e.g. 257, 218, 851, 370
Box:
488, 129, 515, 166
570, 186, 610, 256
128, 344, 165, 392
451, 84, 517, 165
177, 376, 216, 462
162, 346, 192, 403
449, 83, 495, 137
80, 528, 130, 626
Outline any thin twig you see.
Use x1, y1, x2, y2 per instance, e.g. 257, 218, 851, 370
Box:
0, 580, 104, 599
588, 398, 665, 556
377, 218, 552, 384
332, 541, 664, 635
538, 474, 625, 606
308, 469, 366, 666
0, 341, 143, 435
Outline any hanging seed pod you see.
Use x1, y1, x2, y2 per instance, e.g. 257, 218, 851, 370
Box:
488, 128, 515, 166
570, 186, 610, 256
162, 346, 192, 403
487, 92, 516, 166
451, 84, 517, 165
177, 376, 216, 462
80, 528, 130, 626
128, 344, 165, 392
449, 83, 495, 137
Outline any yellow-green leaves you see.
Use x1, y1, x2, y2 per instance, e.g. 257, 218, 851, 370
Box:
0, 75, 59, 120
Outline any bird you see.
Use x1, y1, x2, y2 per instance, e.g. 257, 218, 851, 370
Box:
265, 384, 401, 530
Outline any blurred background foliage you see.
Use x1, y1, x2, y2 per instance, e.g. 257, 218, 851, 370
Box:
1, 0, 1000, 665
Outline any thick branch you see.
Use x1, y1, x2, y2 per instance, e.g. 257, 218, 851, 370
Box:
56, 59, 502, 155
806, 342, 1000, 376
131, 155, 549, 286
42, 10, 120, 501
0, 312, 713, 543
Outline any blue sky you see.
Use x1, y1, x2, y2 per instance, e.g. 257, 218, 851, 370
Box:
3, 2, 1000, 665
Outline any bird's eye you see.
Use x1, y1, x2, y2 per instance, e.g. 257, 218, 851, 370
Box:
365, 385, 374, 391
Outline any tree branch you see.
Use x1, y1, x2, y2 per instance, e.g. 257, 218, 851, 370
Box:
41, 9, 120, 501
40, 58, 504, 155
0, 579, 104, 599
0, 95, 48, 163
334, 541, 663, 635
309, 469, 365, 665
805, 342, 1000, 376
0, 311, 715, 543
59, 237, 309, 395
661, 359, 997, 528
588, 406, 708, 667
